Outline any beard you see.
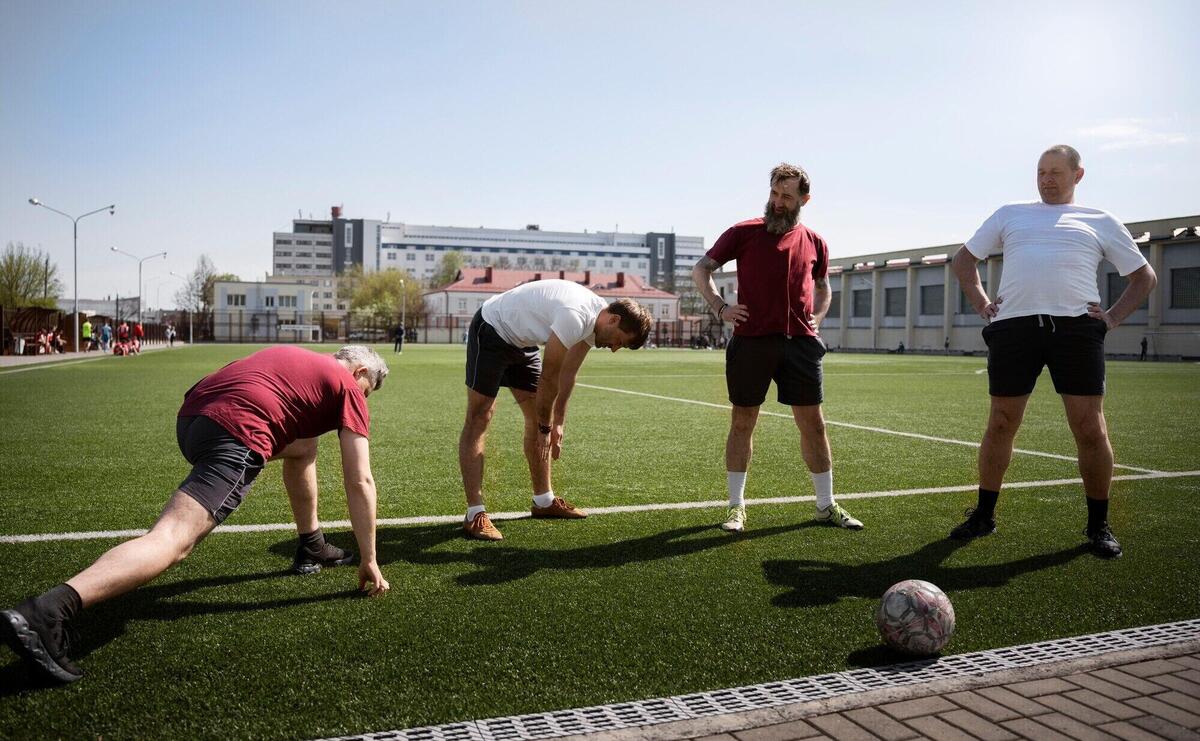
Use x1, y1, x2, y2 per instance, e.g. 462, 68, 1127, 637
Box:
763, 201, 800, 235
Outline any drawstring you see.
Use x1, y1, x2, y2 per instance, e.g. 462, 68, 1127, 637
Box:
1036, 315, 1057, 332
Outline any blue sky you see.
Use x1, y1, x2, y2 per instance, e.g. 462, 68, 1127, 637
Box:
2, 0, 1196, 306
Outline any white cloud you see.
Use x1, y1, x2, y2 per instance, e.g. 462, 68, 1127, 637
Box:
1074, 118, 1190, 151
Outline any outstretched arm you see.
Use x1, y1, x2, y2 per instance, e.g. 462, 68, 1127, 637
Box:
549, 341, 590, 459
339, 429, 389, 596
692, 256, 747, 325
534, 334, 569, 461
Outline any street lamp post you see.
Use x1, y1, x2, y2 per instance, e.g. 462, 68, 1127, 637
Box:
28, 198, 115, 353
400, 278, 406, 340
110, 247, 167, 325
168, 271, 194, 345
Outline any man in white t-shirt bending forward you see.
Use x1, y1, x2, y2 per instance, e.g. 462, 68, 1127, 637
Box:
460, 279, 654, 540
949, 145, 1157, 559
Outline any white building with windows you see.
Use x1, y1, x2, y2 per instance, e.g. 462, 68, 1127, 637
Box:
211, 279, 321, 342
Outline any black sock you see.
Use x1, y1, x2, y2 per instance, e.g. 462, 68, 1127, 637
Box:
1086, 497, 1109, 533
298, 529, 326, 554
976, 488, 1000, 519
37, 583, 82, 622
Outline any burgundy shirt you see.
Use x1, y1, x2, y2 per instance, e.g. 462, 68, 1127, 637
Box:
178, 346, 370, 458
707, 218, 829, 338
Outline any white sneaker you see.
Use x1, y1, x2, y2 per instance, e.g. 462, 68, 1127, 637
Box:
721, 505, 746, 532
815, 503, 864, 530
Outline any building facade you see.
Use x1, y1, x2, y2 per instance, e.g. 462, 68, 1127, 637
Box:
421, 268, 679, 344
211, 279, 321, 342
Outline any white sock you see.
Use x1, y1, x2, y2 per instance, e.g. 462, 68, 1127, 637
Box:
812, 470, 833, 510
727, 471, 747, 507
532, 491, 555, 508
466, 504, 486, 521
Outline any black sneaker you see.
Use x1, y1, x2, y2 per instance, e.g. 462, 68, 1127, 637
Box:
291, 541, 355, 575
949, 507, 997, 540
1086, 522, 1122, 559
0, 599, 83, 683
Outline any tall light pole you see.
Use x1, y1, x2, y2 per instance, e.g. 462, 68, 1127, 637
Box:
28, 198, 115, 353
110, 247, 166, 325
169, 271, 194, 345
400, 278, 406, 336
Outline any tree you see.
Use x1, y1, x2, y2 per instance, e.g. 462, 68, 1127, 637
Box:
431, 250, 465, 287
337, 264, 364, 304
174, 254, 214, 313
0, 242, 63, 308
350, 268, 424, 325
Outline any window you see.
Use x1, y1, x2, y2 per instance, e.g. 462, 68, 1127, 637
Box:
388, 252, 397, 261
587, 259, 596, 267
920, 285, 944, 315
407, 253, 415, 261
279, 295, 297, 308
344, 224, 353, 245
959, 281, 986, 313
323, 291, 333, 299
265, 296, 275, 307
1107, 273, 1149, 309
852, 289, 871, 317
621, 261, 630, 268
1172, 267, 1200, 309
458, 298, 467, 312
657, 238, 665, 259
604, 260, 613, 268
276, 250, 292, 257
661, 304, 670, 317
226, 294, 245, 307
425, 254, 434, 262
828, 291, 840, 319
885, 287, 906, 317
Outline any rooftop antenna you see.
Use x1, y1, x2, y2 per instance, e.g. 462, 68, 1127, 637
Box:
386, 211, 391, 223
298, 209, 302, 219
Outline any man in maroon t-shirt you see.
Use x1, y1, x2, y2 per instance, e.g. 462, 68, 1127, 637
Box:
1, 345, 391, 684
692, 162, 864, 534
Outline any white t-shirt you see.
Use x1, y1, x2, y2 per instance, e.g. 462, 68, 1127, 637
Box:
481, 279, 609, 348
964, 201, 1147, 320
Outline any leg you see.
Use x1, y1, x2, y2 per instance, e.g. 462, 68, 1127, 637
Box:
512, 388, 551, 496
459, 388, 498, 508
979, 394, 1030, 491
272, 437, 320, 534
1062, 394, 1113, 501
790, 404, 831, 474
726, 404, 760, 472
67, 491, 216, 608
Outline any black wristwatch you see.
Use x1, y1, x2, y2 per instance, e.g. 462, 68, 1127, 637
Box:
538, 423, 552, 435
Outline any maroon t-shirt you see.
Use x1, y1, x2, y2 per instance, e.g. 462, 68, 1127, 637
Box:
178, 346, 370, 458
707, 218, 829, 338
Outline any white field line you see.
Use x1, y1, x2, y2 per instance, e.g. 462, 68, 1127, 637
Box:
2, 469, 1196, 545
0, 356, 112, 375
577, 382, 1164, 474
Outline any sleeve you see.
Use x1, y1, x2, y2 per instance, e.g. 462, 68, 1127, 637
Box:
812, 233, 829, 281
1099, 215, 1149, 276
706, 225, 744, 266
339, 385, 371, 438
549, 307, 589, 347
964, 208, 1006, 259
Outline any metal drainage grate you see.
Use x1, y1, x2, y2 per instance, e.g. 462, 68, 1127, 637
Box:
319, 619, 1200, 741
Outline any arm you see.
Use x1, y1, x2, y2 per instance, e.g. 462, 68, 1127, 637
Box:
811, 276, 832, 331
533, 334, 570, 461
338, 429, 389, 596
951, 246, 1001, 320
691, 256, 747, 324
1089, 263, 1157, 329
549, 341, 590, 460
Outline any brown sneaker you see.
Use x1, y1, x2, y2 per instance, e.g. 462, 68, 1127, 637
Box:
531, 497, 587, 519
464, 512, 503, 541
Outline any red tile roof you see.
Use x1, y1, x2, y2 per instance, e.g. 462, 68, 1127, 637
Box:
428, 268, 677, 300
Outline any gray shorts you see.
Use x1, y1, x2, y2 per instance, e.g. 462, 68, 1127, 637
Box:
175, 415, 265, 524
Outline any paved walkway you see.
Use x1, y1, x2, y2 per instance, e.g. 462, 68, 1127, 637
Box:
0, 341, 183, 368
572, 641, 1200, 741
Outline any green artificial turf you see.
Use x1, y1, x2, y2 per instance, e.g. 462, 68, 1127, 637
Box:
0, 345, 1197, 738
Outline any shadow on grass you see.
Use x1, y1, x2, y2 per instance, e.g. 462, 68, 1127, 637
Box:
1, 559, 364, 695
373, 521, 814, 586
763, 537, 1088, 609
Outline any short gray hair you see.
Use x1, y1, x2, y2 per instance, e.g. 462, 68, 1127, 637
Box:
335, 345, 390, 391
1042, 144, 1081, 170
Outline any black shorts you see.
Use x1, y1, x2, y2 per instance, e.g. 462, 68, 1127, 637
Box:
982, 314, 1107, 397
175, 415, 265, 524
726, 333, 826, 407
465, 309, 541, 398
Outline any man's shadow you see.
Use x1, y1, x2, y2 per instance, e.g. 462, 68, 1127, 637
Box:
763, 537, 1088, 666
374, 520, 815, 586
2, 534, 367, 695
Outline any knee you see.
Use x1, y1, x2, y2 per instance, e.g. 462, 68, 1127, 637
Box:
293, 437, 319, 463
1072, 419, 1109, 448
986, 409, 1020, 439
729, 413, 757, 437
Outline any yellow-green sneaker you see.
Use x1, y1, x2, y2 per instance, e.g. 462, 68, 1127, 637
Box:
815, 502, 864, 530
721, 505, 746, 532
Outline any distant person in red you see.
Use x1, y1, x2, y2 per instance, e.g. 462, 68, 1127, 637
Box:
132, 322, 144, 353
1, 345, 392, 684
117, 321, 130, 344
35, 329, 48, 354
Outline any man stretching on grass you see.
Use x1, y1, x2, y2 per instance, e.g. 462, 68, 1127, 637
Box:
460, 279, 653, 541
692, 162, 863, 534
1, 345, 391, 684
949, 145, 1157, 558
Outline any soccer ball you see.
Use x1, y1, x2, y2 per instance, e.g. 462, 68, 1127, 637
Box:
875, 580, 955, 656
